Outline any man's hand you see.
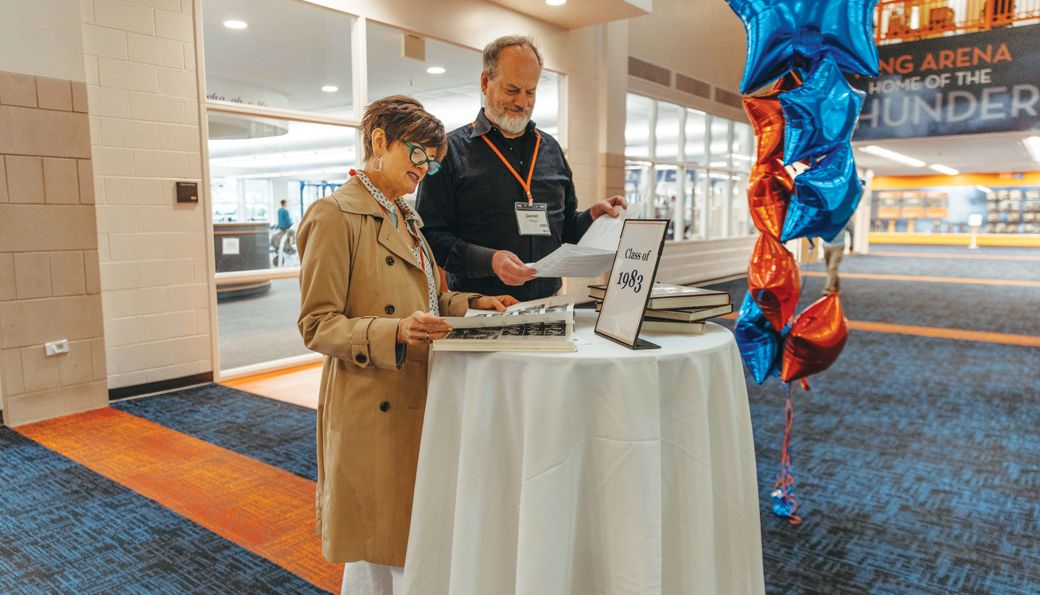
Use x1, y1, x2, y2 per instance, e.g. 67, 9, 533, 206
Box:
397, 311, 452, 345
469, 294, 521, 312
588, 195, 629, 220
492, 250, 537, 286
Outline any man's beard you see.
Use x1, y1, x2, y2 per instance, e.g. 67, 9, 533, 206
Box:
487, 102, 531, 135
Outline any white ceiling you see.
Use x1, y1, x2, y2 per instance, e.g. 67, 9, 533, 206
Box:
485, 0, 651, 29
851, 131, 1040, 176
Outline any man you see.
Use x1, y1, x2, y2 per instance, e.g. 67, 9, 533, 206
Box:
822, 219, 852, 294
416, 35, 626, 301
271, 199, 296, 264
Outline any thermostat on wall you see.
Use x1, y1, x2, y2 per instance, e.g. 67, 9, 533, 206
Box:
176, 181, 199, 203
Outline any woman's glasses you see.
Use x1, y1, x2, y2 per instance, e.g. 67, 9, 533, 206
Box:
403, 141, 442, 176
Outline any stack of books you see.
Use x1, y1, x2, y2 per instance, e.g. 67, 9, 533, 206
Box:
588, 283, 733, 335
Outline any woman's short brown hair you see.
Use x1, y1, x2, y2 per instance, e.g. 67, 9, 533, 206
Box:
361, 95, 447, 162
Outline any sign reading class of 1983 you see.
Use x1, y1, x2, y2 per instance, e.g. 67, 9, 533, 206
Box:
851, 23, 1040, 140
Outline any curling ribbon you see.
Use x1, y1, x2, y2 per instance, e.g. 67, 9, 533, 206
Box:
770, 384, 802, 525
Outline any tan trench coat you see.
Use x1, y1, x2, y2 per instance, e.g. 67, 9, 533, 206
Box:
297, 177, 475, 566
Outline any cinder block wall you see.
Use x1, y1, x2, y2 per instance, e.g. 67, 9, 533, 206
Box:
0, 72, 108, 425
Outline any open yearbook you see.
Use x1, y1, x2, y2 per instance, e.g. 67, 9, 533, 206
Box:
434, 295, 577, 352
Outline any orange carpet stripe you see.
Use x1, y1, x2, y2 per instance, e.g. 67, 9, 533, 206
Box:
15, 408, 340, 593
846, 320, 1040, 348
869, 251, 1040, 262
801, 270, 1040, 288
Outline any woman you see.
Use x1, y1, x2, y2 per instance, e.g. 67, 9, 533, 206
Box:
297, 95, 516, 594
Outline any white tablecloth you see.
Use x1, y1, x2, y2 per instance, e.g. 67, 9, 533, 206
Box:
402, 311, 764, 595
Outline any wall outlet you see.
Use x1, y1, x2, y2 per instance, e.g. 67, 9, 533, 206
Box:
44, 339, 69, 357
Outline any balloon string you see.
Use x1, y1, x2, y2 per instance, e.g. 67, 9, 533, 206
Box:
773, 385, 802, 525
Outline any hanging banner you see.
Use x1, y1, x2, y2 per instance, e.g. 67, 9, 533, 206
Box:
851, 23, 1040, 140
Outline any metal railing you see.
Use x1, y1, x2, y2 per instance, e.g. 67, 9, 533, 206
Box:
876, 0, 1040, 43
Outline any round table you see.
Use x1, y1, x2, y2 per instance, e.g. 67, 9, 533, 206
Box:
403, 311, 764, 595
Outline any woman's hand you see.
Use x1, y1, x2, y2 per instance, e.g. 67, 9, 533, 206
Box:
397, 311, 452, 345
469, 295, 520, 312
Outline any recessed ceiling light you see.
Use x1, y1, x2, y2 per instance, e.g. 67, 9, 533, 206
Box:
928, 164, 959, 175
426, 66, 446, 75
859, 145, 925, 168
1024, 136, 1040, 163
546, 0, 567, 5
321, 85, 339, 93
223, 19, 248, 30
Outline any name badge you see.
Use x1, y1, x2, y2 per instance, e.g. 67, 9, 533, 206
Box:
515, 202, 551, 236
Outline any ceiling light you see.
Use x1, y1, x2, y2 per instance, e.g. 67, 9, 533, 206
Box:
426, 66, 446, 75
223, 19, 248, 30
976, 185, 992, 193
321, 85, 339, 93
1024, 136, 1040, 163
546, 0, 567, 5
859, 145, 926, 168
928, 164, 959, 175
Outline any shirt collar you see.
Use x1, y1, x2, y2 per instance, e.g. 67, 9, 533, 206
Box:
470, 108, 538, 139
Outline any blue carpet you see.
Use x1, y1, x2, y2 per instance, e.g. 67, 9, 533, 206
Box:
0, 426, 325, 594
802, 253, 1040, 282
113, 383, 317, 481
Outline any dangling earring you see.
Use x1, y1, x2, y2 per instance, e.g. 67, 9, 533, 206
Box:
373, 156, 383, 172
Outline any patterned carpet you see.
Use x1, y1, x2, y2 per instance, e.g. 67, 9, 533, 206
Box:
1, 245, 1038, 593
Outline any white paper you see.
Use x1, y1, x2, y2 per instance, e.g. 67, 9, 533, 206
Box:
528, 208, 626, 277
442, 295, 574, 329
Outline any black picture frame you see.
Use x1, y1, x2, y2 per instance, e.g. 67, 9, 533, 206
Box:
594, 219, 670, 350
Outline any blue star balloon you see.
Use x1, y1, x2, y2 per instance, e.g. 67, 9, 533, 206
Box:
779, 56, 866, 164
735, 292, 784, 384
726, 0, 880, 94
781, 144, 863, 243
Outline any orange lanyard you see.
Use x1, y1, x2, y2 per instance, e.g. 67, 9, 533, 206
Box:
474, 122, 541, 205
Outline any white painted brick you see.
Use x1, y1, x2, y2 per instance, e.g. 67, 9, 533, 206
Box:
95, 0, 155, 35
195, 307, 210, 334
132, 149, 188, 177
97, 58, 158, 92
157, 68, 196, 98
137, 205, 200, 233
91, 337, 107, 380
167, 282, 208, 310
96, 204, 140, 233
109, 286, 170, 317
127, 33, 183, 68
167, 334, 209, 363
145, 360, 199, 382
109, 232, 166, 261
87, 85, 129, 117
186, 152, 201, 178
107, 370, 148, 389
139, 309, 195, 341
100, 261, 141, 290
82, 0, 95, 23
183, 44, 195, 72
97, 236, 110, 262
104, 176, 164, 205
104, 316, 144, 346
181, 0, 192, 15
84, 56, 100, 86
140, 258, 195, 287
127, 0, 180, 11
166, 232, 206, 258
92, 147, 133, 176
192, 257, 207, 283
128, 91, 183, 123
155, 9, 193, 42
89, 116, 101, 146
82, 24, 128, 59
183, 99, 198, 124
111, 340, 174, 373
98, 117, 160, 149
158, 123, 198, 151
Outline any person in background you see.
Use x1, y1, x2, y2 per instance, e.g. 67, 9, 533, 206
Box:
822, 219, 853, 294
416, 34, 627, 301
271, 199, 296, 263
296, 95, 517, 595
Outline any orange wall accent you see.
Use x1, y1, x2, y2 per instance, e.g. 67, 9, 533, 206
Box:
15, 408, 342, 593
872, 172, 1040, 189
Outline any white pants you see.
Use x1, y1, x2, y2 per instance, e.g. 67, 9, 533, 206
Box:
341, 561, 403, 595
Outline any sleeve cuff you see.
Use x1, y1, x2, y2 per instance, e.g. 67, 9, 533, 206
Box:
367, 317, 403, 370
440, 291, 480, 316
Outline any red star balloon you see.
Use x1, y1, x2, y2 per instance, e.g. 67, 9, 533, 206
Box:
781, 293, 849, 382
747, 170, 793, 239
748, 233, 800, 332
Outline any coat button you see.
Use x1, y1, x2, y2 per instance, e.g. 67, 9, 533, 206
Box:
355, 354, 367, 364
379, 400, 390, 412
384, 304, 395, 315
385, 255, 395, 265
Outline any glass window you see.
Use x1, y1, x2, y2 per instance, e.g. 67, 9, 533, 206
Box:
730, 172, 749, 237
708, 116, 732, 168
653, 165, 681, 240
207, 112, 355, 272
365, 22, 483, 131
731, 122, 754, 168
655, 102, 682, 161
202, 0, 355, 119
532, 70, 562, 140
707, 171, 731, 239
217, 278, 310, 370
625, 161, 654, 218
684, 109, 707, 165
684, 168, 708, 240
625, 95, 653, 158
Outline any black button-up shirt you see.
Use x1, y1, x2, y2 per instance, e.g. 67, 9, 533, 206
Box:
416, 109, 593, 301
